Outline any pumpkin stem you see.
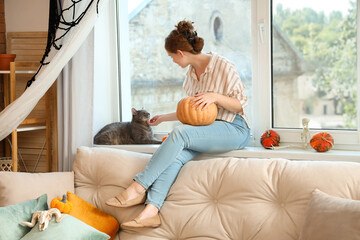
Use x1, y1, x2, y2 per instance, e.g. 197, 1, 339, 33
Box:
60, 194, 67, 203
321, 137, 334, 147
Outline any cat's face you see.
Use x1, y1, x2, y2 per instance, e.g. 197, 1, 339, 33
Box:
132, 108, 150, 123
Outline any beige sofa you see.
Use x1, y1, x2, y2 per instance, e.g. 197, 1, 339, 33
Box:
2, 146, 360, 239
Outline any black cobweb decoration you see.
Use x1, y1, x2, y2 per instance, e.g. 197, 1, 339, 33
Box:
25, 0, 100, 89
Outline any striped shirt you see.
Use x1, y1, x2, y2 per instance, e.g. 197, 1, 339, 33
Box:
183, 52, 250, 128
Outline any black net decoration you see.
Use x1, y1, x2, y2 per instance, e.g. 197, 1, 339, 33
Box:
26, 0, 100, 89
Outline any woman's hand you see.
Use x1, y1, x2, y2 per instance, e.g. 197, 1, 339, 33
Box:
147, 112, 178, 126
147, 115, 163, 126
191, 92, 218, 110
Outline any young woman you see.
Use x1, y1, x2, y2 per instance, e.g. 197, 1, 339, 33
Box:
106, 20, 250, 229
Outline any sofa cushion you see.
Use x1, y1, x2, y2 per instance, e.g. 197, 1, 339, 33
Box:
72, 146, 150, 207
299, 189, 360, 240
67, 191, 119, 240
72, 147, 151, 237
0, 194, 48, 240
0, 172, 74, 207
73, 146, 360, 240
20, 214, 110, 240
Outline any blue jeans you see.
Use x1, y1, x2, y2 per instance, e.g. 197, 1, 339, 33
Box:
134, 114, 250, 209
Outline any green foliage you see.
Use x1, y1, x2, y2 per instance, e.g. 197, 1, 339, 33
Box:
274, 1, 357, 128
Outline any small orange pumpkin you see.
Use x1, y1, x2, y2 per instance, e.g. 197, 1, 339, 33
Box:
50, 194, 73, 213
260, 130, 280, 149
176, 97, 218, 126
310, 132, 334, 152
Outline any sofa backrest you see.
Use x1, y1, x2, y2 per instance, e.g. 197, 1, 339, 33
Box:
0, 171, 74, 207
73, 146, 360, 240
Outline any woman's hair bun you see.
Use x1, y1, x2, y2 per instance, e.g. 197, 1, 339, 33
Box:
165, 19, 204, 54
175, 20, 195, 35
192, 36, 204, 53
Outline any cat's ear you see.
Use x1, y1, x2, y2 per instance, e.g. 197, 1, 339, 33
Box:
131, 108, 137, 115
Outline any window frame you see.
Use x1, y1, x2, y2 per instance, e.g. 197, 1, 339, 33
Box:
116, 0, 132, 122
117, 0, 360, 151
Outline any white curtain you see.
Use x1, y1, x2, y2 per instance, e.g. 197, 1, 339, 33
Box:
0, 0, 109, 141
58, 0, 119, 171
57, 32, 95, 172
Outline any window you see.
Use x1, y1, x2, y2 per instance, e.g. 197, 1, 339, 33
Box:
117, 0, 360, 150
121, 0, 252, 133
252, 0, 360, 150
272, 0, 357, 130
210, 11, 224, 43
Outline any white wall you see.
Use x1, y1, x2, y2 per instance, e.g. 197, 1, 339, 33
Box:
4, 0, 49, 32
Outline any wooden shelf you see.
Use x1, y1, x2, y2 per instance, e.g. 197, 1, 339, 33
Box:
0, 70, 37, 74
0, 31, 58, 173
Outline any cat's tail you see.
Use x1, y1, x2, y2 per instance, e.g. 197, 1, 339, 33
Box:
93, 132, 113, 145
93, 132, 103, 145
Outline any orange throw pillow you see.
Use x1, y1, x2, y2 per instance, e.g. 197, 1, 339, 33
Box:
67, 191, 119, 240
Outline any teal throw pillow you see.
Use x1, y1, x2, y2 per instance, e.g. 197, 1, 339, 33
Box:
0, 194, 48, 240
20, 214, 110, 240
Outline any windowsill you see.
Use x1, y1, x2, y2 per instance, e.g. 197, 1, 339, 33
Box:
93, 144, 360, 163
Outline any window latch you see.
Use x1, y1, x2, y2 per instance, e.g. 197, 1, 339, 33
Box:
259, 21, 265, 44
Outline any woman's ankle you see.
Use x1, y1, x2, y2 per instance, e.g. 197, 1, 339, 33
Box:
138, 204, 159, 220
123, 182, 146, 201
132, 181, 146, 194
125, 181, 145, 197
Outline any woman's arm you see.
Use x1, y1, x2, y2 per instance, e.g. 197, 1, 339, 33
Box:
191, 92, 243, 113
148, 112, 178, 126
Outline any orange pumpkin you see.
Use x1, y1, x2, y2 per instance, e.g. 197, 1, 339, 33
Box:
260, 130, 280, 149
50, 194, 73, 213
310, 132, 334, 152
176, 97, 218, 126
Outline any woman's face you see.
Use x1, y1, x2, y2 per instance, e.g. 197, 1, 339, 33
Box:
167, 50, 189, 68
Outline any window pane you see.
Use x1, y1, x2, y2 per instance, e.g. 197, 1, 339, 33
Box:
128, 0, 252, 132
272, 0, 357, 130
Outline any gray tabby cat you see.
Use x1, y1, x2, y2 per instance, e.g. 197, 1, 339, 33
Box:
94, 108, 162, 145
